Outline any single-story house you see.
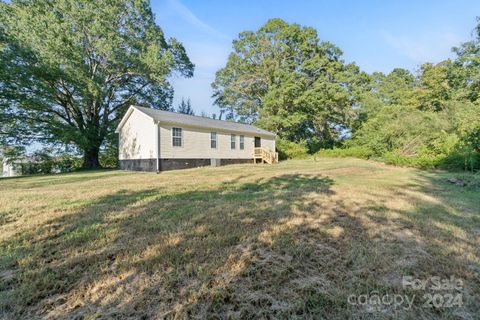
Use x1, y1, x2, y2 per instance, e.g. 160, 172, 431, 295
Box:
116, 105, 277, 172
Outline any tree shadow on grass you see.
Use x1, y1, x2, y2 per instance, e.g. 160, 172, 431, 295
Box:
188, 169, 479, 319
337, 173, 480, 319
0, 174, 334, 319
1, 169, 478, 319
221, 183, 480, 319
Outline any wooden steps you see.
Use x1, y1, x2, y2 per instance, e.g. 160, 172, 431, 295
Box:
253, 147, 278, 164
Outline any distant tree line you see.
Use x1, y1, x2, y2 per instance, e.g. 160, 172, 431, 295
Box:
212, 18, 480, 170
176, 98, 195, 115
1, 1, 479, 172
175, 97, 226, 120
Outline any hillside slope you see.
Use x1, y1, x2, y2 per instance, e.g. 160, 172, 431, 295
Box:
0, 159, 478, 319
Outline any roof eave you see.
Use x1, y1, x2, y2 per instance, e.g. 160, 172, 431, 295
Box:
121, 105, 276, 138
154, 119, 276, 138
115, 105, 157, 133
115, 106, 135, 133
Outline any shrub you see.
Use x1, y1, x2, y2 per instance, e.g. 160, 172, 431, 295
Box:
276, 138, 309, 160
349, 105, 450, 157
100, 150, 119, 168
20, 153, 80, 175
439, 147, 480, 172
466, 127, 480, 153
380, 151, 443, 169
315, 146, 373, 159
55, 154, 81, 172
99, 141, 119, 168
334, 103, 480, 171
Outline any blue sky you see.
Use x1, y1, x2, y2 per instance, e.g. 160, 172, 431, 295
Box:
152, 0, 480, 115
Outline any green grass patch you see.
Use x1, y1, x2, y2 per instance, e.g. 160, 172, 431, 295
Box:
0, 159, 478, 319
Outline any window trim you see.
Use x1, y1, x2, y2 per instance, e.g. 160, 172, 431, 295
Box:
172, 127, 182, 147
210, 131, 217, 149
231, 134, 236, 149
239, 135, 245, 150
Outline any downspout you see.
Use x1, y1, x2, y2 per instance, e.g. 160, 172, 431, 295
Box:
156, 121, 160, 173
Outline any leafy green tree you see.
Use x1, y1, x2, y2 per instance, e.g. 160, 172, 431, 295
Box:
466, 128, 480, 152
352, 64, 453, 133
349, 105, 450, 156
0, 0, 193, 168
317, 17, 480, 170
371, 69, 417, 106
0, 28, 29, 149
416, 62, 452, 111
450, 101, 480, 151
212, 18, 368, 149
176, 97, 194, 115
451, 17, 480, 103
348, 68, 418, 134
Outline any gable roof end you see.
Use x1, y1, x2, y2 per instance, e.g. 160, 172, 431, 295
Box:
115, 106, 136, 133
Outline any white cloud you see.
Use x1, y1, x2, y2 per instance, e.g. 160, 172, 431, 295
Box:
167, 0, 229, 40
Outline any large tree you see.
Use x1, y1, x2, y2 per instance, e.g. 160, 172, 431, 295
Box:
451, 17, 480, 103
212, 18, 368, 149
370, 68, 417, 106
344, 18, 480, 170
0, 0, 193, 168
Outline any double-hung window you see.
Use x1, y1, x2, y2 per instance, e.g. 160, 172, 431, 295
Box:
231, 134, 236, 149
211, 132, 217, 149
172, 127, 182, 147
240, 135, 245, 150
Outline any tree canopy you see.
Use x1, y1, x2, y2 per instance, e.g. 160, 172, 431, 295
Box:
1, 6, 479, 172
0, 0, 193, 167
212, 18, 368, 150
214, 17, 480, 170
343, 19, 480, 170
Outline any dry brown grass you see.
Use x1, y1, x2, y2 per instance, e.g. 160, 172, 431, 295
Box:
0, 158, 479, 319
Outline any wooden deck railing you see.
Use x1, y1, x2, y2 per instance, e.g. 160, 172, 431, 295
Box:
253, 147, 278, 164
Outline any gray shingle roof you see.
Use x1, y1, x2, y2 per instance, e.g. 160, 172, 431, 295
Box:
132, 105, 275, 137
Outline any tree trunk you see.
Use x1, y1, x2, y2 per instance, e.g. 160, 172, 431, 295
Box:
82, 146, 101, 169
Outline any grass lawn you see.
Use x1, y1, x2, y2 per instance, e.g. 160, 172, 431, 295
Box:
0, 158, 479, 319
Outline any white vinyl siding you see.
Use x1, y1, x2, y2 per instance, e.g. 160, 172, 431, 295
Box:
159, 124, 275, 159
118, 108, 157, 160
118, 106, 276, 162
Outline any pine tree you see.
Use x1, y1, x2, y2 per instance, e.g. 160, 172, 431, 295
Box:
177, 98, 195, 115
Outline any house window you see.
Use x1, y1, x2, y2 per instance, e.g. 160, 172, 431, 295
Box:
211, 132, 217, 149
240, 135, 245, 150
231, 134, 236, 149
172, 127, 182, 147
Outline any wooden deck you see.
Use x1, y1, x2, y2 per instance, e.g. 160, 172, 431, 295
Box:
253, 147, 279, 164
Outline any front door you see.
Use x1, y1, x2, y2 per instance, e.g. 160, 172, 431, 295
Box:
254, 137, 261, 148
